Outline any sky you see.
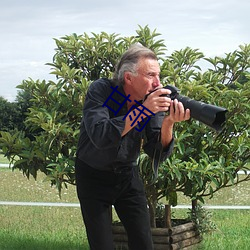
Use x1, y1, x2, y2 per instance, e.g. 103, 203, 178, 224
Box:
0, 0, 249, 102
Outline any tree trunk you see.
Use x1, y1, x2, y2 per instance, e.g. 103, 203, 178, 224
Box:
192, 199, 197, 213
165, 204, 172, 228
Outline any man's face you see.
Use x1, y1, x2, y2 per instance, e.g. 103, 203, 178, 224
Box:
126, 58, 162, 100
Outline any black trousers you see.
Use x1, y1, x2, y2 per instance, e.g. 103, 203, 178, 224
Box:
75, 158, 153, 250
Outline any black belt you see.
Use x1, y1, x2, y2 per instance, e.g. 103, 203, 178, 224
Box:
112, 166, 134, 174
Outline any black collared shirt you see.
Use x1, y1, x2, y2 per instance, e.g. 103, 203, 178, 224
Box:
76, 78, 174, 172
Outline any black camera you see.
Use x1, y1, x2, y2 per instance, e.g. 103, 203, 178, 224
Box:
146, 85, 228, 131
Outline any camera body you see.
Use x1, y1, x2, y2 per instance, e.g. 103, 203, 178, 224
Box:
160, 85, 180, 99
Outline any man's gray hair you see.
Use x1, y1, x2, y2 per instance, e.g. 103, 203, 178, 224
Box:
113, 44, 157, 85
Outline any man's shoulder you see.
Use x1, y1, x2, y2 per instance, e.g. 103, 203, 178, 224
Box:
86, 78, 124, 105
89, 78, 116, 91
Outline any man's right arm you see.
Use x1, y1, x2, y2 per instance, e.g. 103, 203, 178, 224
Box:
83, 79, 126, 149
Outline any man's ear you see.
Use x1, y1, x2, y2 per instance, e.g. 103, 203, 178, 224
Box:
124, 72, 133, 85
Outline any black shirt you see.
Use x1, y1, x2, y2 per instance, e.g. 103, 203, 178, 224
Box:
76, 78, 174, 172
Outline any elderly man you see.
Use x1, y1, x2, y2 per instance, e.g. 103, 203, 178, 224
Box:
75, 44, 190, 250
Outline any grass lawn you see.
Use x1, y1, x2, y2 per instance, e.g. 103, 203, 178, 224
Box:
200, 210, 250, 249
0, 166, 88, 250
0, 155, 250, 249
0, 206, 88, 250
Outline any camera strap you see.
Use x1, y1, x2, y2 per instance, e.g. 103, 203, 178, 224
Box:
151, 133, 163, 181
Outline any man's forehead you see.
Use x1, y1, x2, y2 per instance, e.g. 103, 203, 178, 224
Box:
137, 58, 160, 72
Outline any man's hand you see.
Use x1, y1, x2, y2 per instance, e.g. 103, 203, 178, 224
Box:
166, 99, 190, 124
161, 99, 190, 147
143, 88, 172, 114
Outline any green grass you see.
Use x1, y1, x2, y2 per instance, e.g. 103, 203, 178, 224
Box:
200, 210, 250, 250
0, 163, 250, 249
0, 167, 78, 203
0, 206, 88, 250
0, 167, 89, 249
175, 176, 250, 206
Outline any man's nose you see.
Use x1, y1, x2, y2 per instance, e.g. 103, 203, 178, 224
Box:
153, 76, 162, 88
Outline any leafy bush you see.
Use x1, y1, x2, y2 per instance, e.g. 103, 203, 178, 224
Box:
0, 26, 249, 225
